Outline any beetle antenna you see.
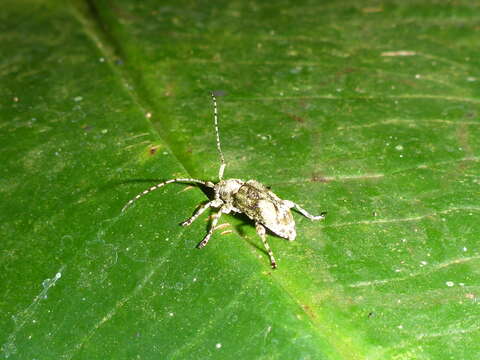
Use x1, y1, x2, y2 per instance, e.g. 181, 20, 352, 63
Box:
211, 92, 226, 180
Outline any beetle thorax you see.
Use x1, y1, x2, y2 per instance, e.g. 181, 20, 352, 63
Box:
214, 179, 244, 203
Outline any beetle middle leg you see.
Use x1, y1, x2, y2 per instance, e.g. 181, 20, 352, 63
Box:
196, 207, 225, 248
255, 222, 277, 269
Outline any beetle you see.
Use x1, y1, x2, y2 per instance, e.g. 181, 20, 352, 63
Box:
122, 93, 326, 268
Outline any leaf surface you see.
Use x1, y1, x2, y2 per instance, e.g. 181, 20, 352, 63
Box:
1, 1, 479, 359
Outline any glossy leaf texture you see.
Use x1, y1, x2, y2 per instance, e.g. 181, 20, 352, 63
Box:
1, 1, 479, 359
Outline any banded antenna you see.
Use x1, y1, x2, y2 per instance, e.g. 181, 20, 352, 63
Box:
211, 92, 226, 180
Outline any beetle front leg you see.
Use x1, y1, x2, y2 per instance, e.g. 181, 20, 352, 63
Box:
181, 201, 214, 227
255, 222, 277, 269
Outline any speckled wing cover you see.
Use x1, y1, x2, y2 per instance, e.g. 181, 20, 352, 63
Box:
233, 180, 296, 240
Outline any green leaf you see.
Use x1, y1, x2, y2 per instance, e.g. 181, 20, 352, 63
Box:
1, 1, 479, 359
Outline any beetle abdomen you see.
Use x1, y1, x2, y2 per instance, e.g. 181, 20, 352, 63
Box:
233, 180, 296, 240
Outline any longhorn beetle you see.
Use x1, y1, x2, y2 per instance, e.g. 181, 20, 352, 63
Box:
122, 92, 326, 268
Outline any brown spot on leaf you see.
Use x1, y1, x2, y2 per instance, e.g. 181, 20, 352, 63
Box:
362, 7, 383, 13
164, 83, 175, 97
81, 124, 93, 132
286, 112, 305, 123
301, 304, 317, 319
457, 122, 471, 153
310, 172, 330, 183
149, 145, 160, 155
335, 67, 356, 77
466, 111, 477, 119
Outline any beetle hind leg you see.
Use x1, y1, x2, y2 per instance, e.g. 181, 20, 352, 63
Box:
255, 223, 277, 269
284, 200, 326, 221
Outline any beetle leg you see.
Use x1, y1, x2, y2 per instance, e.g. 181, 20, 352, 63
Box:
255, 222, 277, 269
284, 200, 326, 221
197, 207, 224, 248
181, 201, 215, 226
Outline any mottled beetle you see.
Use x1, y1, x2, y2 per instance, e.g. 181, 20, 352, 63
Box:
122, 93, 326, 268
